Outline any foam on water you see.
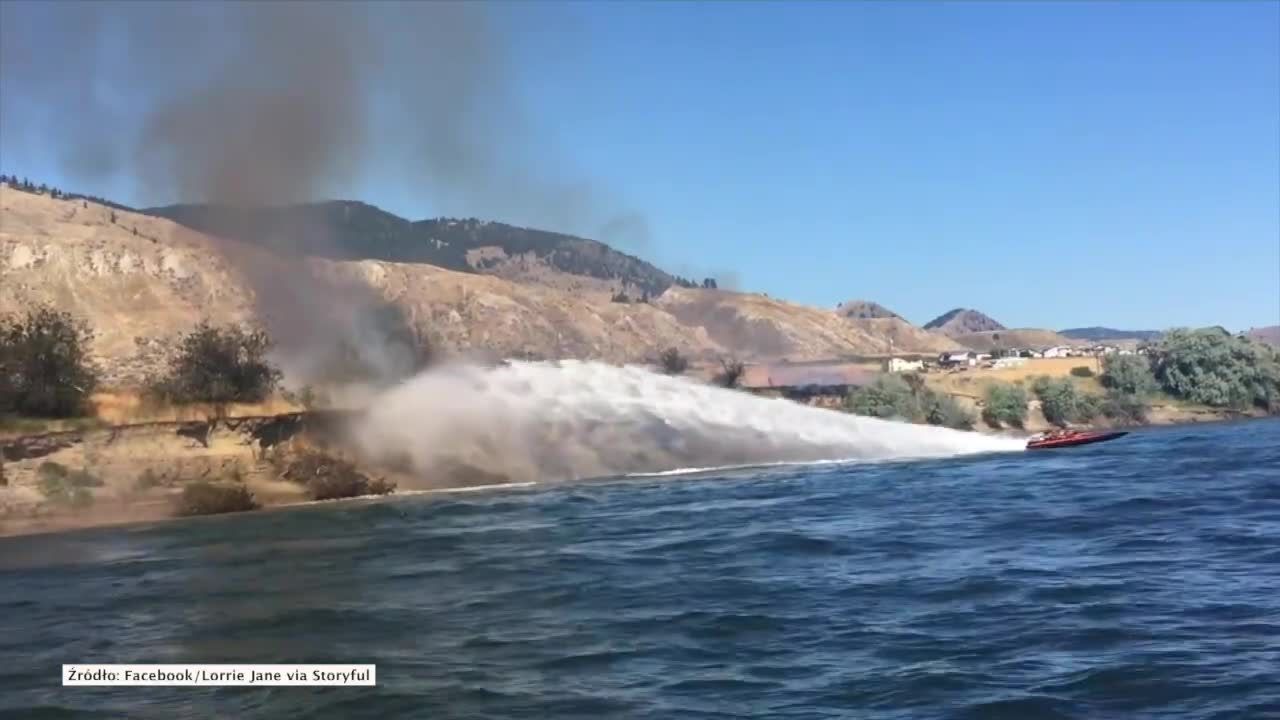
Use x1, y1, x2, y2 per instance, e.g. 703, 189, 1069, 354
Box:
355, 360, 1024, 485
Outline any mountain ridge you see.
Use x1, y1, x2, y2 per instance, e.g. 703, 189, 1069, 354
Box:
144, 201, 694, 298
923, 308, 1006, 337
1060, 327, 1163, 342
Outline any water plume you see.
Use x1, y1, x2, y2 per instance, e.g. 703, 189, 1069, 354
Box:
355, 361, 1024, 486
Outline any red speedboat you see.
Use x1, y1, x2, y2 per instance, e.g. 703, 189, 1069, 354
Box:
1026, 430, 1128, 450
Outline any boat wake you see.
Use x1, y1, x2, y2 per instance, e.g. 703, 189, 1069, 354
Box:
354, 360, 1025, 487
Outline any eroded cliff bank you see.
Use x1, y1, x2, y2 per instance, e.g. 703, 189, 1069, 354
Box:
0, 411, 389, 536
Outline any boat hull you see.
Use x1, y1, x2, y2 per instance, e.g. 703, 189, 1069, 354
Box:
1026, 431, 1129, 450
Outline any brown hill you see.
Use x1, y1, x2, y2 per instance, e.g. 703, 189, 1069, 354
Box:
924, 308, 1006, 337
1, 189, 957, 386
952, 329, 1078, 352
654, 288, 952, 359
1247, 326, 1280, 347
836, 299, 902, 320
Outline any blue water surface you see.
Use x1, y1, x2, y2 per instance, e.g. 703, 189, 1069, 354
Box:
2, 419, 1278, 719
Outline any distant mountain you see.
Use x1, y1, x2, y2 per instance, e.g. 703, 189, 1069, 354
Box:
1247, 326, 1280, 347
953, 329, 1076, 352
923, 308, 1006, 337
145, 201, 686, 297
835, 300, 902, 320
1060, 327, 1163, 342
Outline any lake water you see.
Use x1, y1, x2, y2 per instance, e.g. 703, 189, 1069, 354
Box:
2, 419, 1278, 719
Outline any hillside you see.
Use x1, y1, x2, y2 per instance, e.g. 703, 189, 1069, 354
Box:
654, 288, 955, 359
952, 329, 1076, 352
1060, 327, 1162, 342
923, 308, 1005, 337
836, 300, 902, 320
1248, 326, 1280, 347
2, 188, 957, 387
146, 201, 686, 297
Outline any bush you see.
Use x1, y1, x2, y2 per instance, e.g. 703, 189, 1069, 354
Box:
36, 462, 101, 507
1101, 354, 1158, 397
923, 392, 974, 430
982, 382, 1028, 429
658, 347, 689, 375
279, 449, 396, 501
847, 374, 974, 430
846, 374, 919, 420
1070, 366, 1095, 378
177, 480, 259, 516
0, 306, 99, 417
1032, 376, 1099, 427
135, 468, 164, 492
1099, 390, 1149, 424
1148, 328, 1280, 411
714, 358, 746, 388
150, 322, 282, 410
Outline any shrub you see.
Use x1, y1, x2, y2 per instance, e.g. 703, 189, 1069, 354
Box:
1033, 376, 1098, 427
177, 481, 259, 516
658, 347, 689, 375
1099, 390, 1149, 424
846, 374, 974, 430
982, 382, 1028, 429
846, 374, 919, 420
36, 462, 101, 507
1101, 354, 1158, 397
714, 358, 746, 388
1148, 328, 1280, 410
1070, 366, 1095, 378
923, 392, 974, 430
279, 449, 396, 501
149, 322, 282, 411
0, 306, 99, 417
135, 468, 164, 492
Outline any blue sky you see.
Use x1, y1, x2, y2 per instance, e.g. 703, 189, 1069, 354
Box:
3, 1, 1278, 331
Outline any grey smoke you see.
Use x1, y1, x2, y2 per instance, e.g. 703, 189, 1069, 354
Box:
1, 1, 641, 236
0, 1, 651, 382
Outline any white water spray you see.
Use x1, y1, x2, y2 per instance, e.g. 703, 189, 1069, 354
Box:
354, 360, 1025, 486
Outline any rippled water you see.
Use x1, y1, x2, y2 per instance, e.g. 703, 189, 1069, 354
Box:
2, 419, 1278, 719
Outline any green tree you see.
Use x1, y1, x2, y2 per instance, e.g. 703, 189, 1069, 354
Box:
1149, 328, 1280, 411
982, 381, 1028, 428
1099, 391, 1149, 424
846, 374, 920, 420
1032, 376, 1099, 427
1101, 354, 1158, 397
0, 306, 99, 417
150, 322, 282, 413
922, 391, 974, 430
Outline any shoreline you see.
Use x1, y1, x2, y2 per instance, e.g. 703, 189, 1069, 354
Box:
2, 410, 1272, 540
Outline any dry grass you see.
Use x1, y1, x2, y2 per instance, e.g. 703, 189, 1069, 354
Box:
89, 391, 302, 425
925, 357, 1106, 399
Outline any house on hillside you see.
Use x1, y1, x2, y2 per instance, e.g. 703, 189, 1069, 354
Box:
938, 351, 977, 368
1043, 346, 1077, 358
884, 357, 924, 373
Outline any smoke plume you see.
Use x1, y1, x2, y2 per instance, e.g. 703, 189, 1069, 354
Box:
0, 1, 649, 382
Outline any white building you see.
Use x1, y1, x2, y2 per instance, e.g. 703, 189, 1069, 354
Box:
940, 351, 978, 367
992, 356, 1027, 369
885, 357, 924, 373
1043, 346, 1075, 358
